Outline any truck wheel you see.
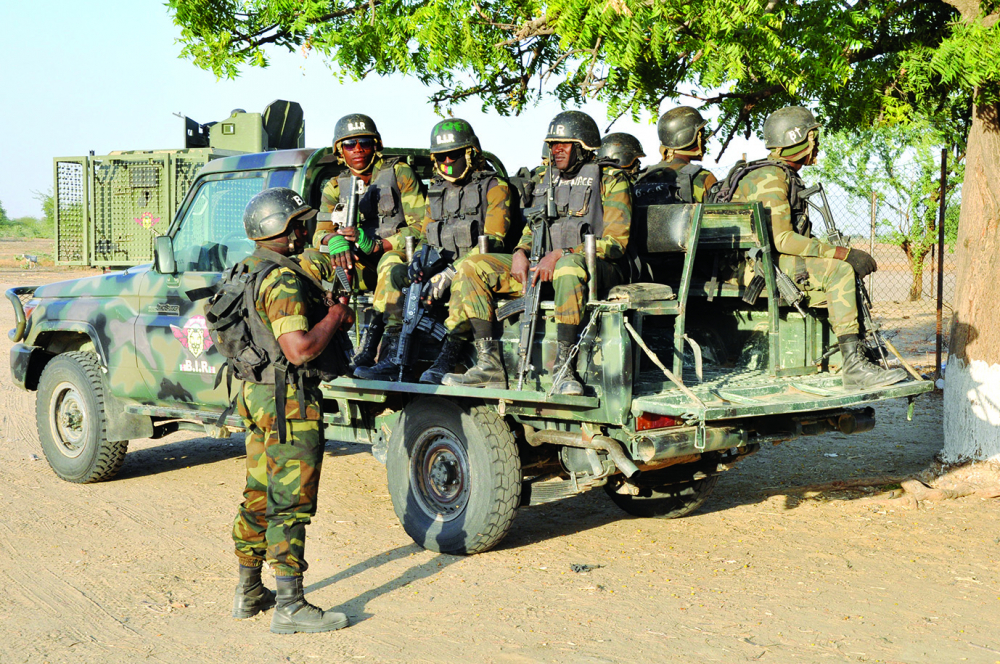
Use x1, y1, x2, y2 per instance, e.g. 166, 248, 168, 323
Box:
35, 352, 128, 483
604, 467, 718, 519
387, 397, 521, 555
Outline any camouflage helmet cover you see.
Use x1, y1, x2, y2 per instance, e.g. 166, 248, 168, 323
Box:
545, 110, 601, 151
243, 187, 316, 241
332, 113, 382, 147
597, 132, 646, 169
657, 106, 708, 149
763, 106, 821, 149
429, 118, 479, 154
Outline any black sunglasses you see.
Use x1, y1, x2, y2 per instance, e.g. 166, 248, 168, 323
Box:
342, 137, 376, 151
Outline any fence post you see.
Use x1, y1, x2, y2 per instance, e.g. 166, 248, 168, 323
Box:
869, 191, 878, 300
935, 148, 947, 381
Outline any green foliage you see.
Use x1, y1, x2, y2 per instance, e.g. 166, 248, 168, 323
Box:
166, 0, 996, 152
0, 194, 55, 239
807, 124, 962, 300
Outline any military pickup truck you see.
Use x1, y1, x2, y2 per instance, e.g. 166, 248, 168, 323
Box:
8, 146, 933, 555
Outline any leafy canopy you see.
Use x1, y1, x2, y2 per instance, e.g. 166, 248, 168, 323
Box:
167, 0, 998, 152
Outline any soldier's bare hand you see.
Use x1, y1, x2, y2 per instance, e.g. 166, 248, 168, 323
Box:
511, 250, 530, 286
329, 302, 355, 328
337, 226, 359, 243
330, 250, 354, 270
531, 249, 562, 285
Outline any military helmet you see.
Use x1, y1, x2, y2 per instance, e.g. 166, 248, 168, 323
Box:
545, 110, 601, 151
429, 118, 479, 154
657, 106, 708, 150
332, 113, 381, 147
763, 106, 820, 149
243, 187, 316, 241
597, 132, 646, 169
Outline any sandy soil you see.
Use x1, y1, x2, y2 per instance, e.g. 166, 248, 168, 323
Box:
1, 268, 998, 664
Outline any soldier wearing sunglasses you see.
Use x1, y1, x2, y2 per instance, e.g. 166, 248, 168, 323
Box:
316, 113, 427, 371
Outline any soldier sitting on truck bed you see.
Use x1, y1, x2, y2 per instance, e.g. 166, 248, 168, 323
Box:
441, 110, 633, 395
717, 106, 907, 390
355, 118, 513, 384
315, 113, 427, 371
634, 106, 718, 204
597, 132, 646, 183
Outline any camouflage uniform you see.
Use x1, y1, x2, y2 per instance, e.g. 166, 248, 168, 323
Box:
449, 167, 631, 329
316, 157, 426, 324
636, 157, 717, 203
232, 248, 339, 578
728, 158, 858, 335
378, 176, 513, 335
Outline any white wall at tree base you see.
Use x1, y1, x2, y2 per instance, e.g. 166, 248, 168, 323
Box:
943, 358, 1000, 463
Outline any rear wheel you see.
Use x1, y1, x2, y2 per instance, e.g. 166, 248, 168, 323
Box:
36, 352, 128, 483
387, 397, 520, 554
604, 464, 718, 518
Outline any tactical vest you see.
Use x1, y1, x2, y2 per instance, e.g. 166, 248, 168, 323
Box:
337, 157, 407, 239
711, 159, 811, 236
424, 171, 498, 260
633, 161, 704, 205
534, 162, 605, 252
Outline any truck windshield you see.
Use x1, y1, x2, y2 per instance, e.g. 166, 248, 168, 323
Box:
172, 175, 265, 272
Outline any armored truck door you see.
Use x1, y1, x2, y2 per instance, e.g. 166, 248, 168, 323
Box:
135, 173, 265, 409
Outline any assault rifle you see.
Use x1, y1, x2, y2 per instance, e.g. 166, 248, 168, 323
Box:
743, 246, 807, 317
497, 162, 557, 390
799, 183, 891, 368
395, 244, 449, 380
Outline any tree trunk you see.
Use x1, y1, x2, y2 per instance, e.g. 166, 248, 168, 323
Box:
943, 17, 1000, 462
908, 267, 924, 301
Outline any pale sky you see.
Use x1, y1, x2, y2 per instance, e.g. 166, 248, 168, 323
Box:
0, 1, 762, 219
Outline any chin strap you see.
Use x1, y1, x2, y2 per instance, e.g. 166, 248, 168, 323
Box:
771, 129, 818, 164
661, 129, 704, 162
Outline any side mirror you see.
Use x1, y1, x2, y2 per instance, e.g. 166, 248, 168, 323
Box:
154, 235, 177, 274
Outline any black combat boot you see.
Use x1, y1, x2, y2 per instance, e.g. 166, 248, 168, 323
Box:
270, 576, 349, 634
350, 314, 385, 370
551, 341, 584, 396
838, 334, 907, 390
441, 339, 507, 389
353, 331, 401, 381
419, 336, 467, 384
232, 564, 275, 619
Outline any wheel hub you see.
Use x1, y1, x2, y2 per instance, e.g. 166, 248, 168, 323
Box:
49, 382, 88, 459
411, 428, 470, 521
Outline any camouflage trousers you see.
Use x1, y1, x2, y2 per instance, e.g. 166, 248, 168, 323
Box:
233, 380, 324, 577
777, 254, 858, 336
447, 252, 621, 331
371, 249, 410, 327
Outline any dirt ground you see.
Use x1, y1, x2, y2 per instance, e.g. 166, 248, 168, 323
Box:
1, 263, 999, 664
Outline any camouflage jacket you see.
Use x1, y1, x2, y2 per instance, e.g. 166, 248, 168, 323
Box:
317, 156, 427, 252
418, 173, 512, 254
637, 158, 717, 203
516, 165, 632, 261
728, 158, 838, 259
243, 248, 341, 421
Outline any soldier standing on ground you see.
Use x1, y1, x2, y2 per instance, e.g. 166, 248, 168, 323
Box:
315, 114, 427, 371
354, 118, 512, 383
442, 110, 633, 395
724, 106, 906, 389
634, 106, 718, 204
231, 188, 355, 634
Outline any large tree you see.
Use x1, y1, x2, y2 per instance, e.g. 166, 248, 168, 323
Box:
169, 0, 1000, 460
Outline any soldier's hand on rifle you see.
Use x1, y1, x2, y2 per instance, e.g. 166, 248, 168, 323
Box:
427, 265, 456, 303
842, 247, 878, 278
338, 225, 379, 255
328, 301, 355, 329
531, 249, 562, 285
327, 235, 354, 270
512, 249, 530, 286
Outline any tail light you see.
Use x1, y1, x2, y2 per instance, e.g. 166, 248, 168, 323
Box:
636, 412, 681, 431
